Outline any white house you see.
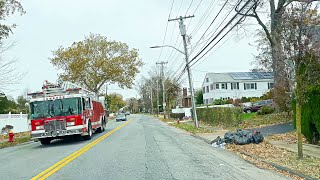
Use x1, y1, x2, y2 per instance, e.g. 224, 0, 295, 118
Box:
202, 72, 274, 104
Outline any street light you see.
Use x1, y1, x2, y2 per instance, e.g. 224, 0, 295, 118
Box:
150, 44, 199, 128
150, 45, 184, 54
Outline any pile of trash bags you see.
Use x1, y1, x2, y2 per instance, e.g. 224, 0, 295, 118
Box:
211, 129, 264, 148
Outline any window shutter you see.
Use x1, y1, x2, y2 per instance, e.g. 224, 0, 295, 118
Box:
231, 83, 233, 90
226, 83, 228, 89
255, 83, 257, 89
268, 83, 270, 89
244, 84, 246, 90
237, 83, 239, 89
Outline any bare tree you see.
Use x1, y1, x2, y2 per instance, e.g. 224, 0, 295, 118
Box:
236, 0, 320, 106
0, 43, 24, 91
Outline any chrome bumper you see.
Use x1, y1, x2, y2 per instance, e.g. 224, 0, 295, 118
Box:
31, 128, 83, 139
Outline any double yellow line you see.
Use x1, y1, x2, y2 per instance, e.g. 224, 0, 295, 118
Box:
31, 121, 130, 180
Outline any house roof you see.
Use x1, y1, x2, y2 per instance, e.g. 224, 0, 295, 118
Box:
204, 72, 273, 84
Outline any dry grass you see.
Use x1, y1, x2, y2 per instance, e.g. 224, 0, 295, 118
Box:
0, 131, 31, 141
226, 141, 320, 179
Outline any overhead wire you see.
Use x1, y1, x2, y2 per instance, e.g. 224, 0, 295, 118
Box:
189, 0, 252, 64
191, 0, 242, 54
176, 0, 253, 82
156, 0, 175, 62
189, 0, 255, 67
189, 0, 232, 55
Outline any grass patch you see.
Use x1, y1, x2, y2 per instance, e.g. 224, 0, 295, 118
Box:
240, 112, 257, 121
0, 136, 32, 149
238, 112, 292, 129
170, 122, 214, 134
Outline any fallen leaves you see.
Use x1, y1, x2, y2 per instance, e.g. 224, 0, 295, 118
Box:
226, 141, 320, 179
268, 132, 308, 144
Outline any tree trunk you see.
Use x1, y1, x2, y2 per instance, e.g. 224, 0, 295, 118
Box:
296, 99, 303, 159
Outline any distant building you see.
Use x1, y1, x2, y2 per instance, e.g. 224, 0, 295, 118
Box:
182, 88, 192, 108
202, 72, 274, 104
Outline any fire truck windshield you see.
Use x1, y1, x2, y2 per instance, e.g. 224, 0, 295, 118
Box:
30, 97, 81, 119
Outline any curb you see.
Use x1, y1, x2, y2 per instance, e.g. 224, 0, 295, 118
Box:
190, 133, 317, 180
240, 151, 318, 180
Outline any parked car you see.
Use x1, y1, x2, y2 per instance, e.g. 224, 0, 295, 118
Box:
125, 111, 130, 116
243, 99, 274, 113
116, 113, 127, 121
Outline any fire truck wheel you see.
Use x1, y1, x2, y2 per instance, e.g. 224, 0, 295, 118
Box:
97, 118, 106, 133
84, 121, 92, 140
40, 138, 51, 145
102, 119, 106, 132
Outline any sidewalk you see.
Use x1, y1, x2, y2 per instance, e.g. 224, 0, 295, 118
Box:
269, 140, 320, 159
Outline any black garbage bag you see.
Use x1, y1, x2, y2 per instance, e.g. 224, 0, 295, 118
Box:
224, 132, 235, 143
252, 130, 264, 144
234, 130, 253, 145
210, 136, 225, 145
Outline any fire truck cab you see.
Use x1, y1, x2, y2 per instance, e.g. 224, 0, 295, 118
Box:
28, 81, 107, 145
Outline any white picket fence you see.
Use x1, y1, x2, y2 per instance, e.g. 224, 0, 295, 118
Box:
0, 112, 30, 134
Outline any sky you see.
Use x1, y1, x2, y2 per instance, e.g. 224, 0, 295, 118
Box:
2, 0, 261, 100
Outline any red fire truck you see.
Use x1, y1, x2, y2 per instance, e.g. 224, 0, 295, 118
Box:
28, 81, 108, 145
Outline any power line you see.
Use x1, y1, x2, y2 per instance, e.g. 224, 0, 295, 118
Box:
191, 0, 242, 55
190, 0, 233, 54
189, 1, 255, 67
189, 0, 252, 64
157, 0, 175, 62
185, 0, 194, 16
190, 0, 218, 37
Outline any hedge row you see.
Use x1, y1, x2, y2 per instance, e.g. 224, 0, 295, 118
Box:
292, 86, 320, 144
196, 107, 243, 128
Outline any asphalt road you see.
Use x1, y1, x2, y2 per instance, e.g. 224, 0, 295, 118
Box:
0, 114, 290, 180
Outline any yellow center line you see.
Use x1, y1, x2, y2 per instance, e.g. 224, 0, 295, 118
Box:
31, 121, 131, 180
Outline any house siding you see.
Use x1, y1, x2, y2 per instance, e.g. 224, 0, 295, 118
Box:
203, 80, 273, 104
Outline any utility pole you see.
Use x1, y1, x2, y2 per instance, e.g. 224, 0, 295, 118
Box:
156, 79, 160, 117
156, 61, 168, 119
168, 15, 199, 128
150, 87, 154, 114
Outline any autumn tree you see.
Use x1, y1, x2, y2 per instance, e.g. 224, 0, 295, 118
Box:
281, 2, 320, 157
50, 34, 143, 94
106, 93, 126, 113
236, 0, 320, 108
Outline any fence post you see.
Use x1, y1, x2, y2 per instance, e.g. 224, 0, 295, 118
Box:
20, 112, 23, 119
8, 112, 11, 119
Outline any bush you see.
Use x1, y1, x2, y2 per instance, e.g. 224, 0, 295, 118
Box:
196, 107, 242, 128
292, 86, 320, 144
257, 105, 275, 115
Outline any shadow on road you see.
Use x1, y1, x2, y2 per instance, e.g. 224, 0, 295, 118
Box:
32, 128, 114, 149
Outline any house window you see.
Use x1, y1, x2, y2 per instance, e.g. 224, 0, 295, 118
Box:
215, 84, 220, 89
268, 82, 274, 89
231, 82, 239, 90
210, 84, 214, 90
221, 83, 227, 89
203, 87, 205, 93
206, 86, 209, 93
206, 78, 209, 82
244, 83, 257, 90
